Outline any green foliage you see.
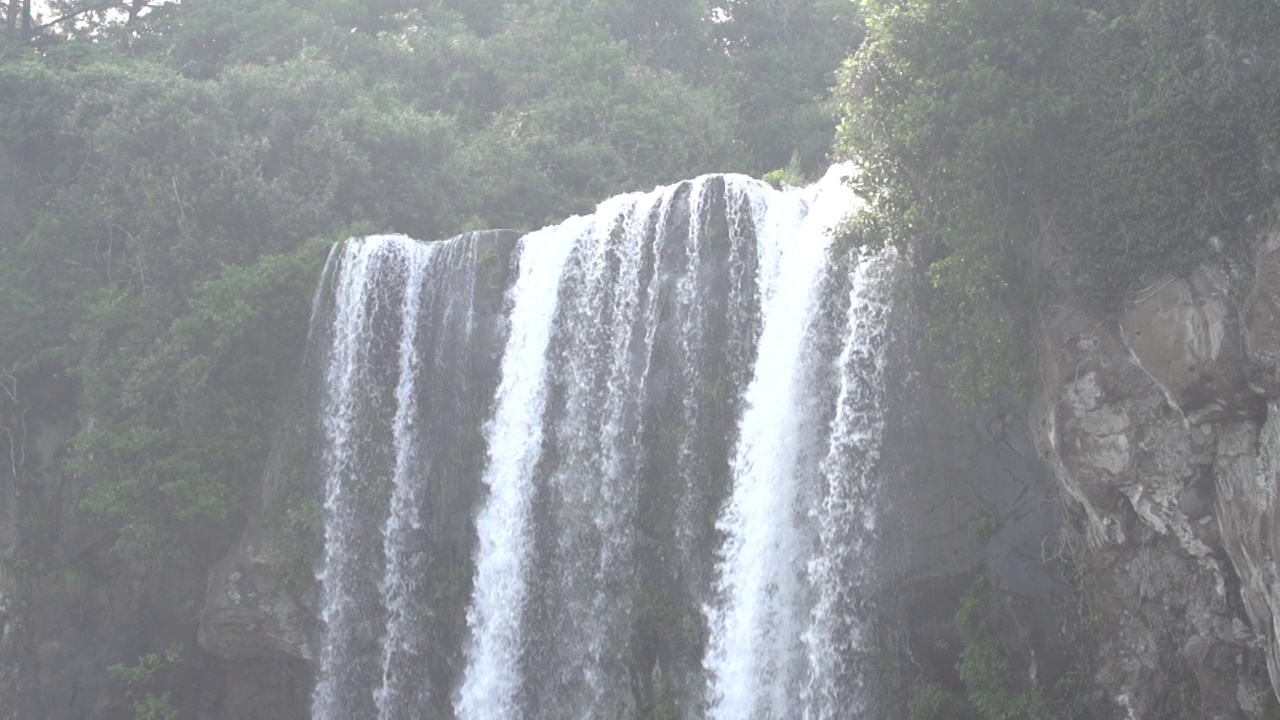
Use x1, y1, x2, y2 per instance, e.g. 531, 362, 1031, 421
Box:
1256, 688, 1280, 720
712, 0, 865, 175
835, 0, 1280, 405
1053, 0, 1280, 294
108, 644, 182, 720
68, 240, 330, 557
129, 694, 178, 720
835, 0, 1073, 405
909, 681, 970, 720
108, 643, 180, 686
969, 514, 1000, 543
270, 448, 324, 595
455, 4, 743, 226
763, 166, 806, 190
954, 585, 1051, 720
1, 26, 461, 560
0, 4, 869, 718
904, 572, 1104, 719
0, 557, 33, 596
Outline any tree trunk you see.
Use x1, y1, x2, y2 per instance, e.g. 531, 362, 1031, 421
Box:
5, 1, 18, 39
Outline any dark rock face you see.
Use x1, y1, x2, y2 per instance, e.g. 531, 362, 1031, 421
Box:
0, 368, 224, 720
200, 539, 319, 663
868, 305, 1080, 718
197, 358, 325, 672
1245, 231, 1280, 395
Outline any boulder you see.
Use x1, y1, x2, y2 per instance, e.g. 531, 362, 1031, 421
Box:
1120, 265, 1257, 424
198, 535, 316, 662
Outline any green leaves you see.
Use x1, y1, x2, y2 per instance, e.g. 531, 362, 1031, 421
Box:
713, 0, 865, 175
108, 644, 182, 720
836, 0, 1280, 405
1055, 0, 1280, 296
835, 0, 1052, 405
449, 3, 742, 226
70, 242, 328, 558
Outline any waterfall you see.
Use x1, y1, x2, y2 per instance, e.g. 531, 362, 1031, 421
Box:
313, 237, 402, 719
456, 216, 586, 720
702, 167, 890, 720
307, 167, 895, 720
311, 233, 517, 719
800, 249, 895, 719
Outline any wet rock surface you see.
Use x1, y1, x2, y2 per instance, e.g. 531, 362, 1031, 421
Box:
871, 302, 1079, 718
1245, 229, 1280, 395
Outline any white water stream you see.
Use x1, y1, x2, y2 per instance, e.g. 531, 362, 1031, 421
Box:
310, 168, 893, 720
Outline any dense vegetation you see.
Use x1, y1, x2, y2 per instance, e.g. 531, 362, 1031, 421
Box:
834, 1, 1280, 715
836, 0, 1280, 403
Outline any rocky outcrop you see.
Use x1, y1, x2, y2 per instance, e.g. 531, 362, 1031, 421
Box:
0, 392, 316, 720
199, 533, 318, 663
1120, 264, 1258, 424
1217, 415, 1280, 697
1027, 224, 1280, 717
197, 382, 320, 666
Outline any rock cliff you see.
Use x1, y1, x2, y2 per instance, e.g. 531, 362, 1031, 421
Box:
1025, 223, 1280, 717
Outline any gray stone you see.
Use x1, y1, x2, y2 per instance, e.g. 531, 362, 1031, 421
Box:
1217, 409, 1280, 697
1246, 229, 1280, 395
1028, 226, 1277, 716
198, 538, 317, 662
1120, 265, 1255, 423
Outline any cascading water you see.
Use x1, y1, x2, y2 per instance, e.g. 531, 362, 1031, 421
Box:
702, 171, 834, 720
306, 167, 896, 720
702, 171, 890, 720
310, 232, 519, 719
799, 250, 895, 719
457, 215, 586, 720
313, 239, 401, 719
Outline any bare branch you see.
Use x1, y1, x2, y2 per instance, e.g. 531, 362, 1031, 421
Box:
34, 0, 123, 32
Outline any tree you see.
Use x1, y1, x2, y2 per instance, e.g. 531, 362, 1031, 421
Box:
714, 0, 863, 176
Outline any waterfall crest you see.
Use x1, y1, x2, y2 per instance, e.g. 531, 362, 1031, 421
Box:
307, 168, 896, 720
